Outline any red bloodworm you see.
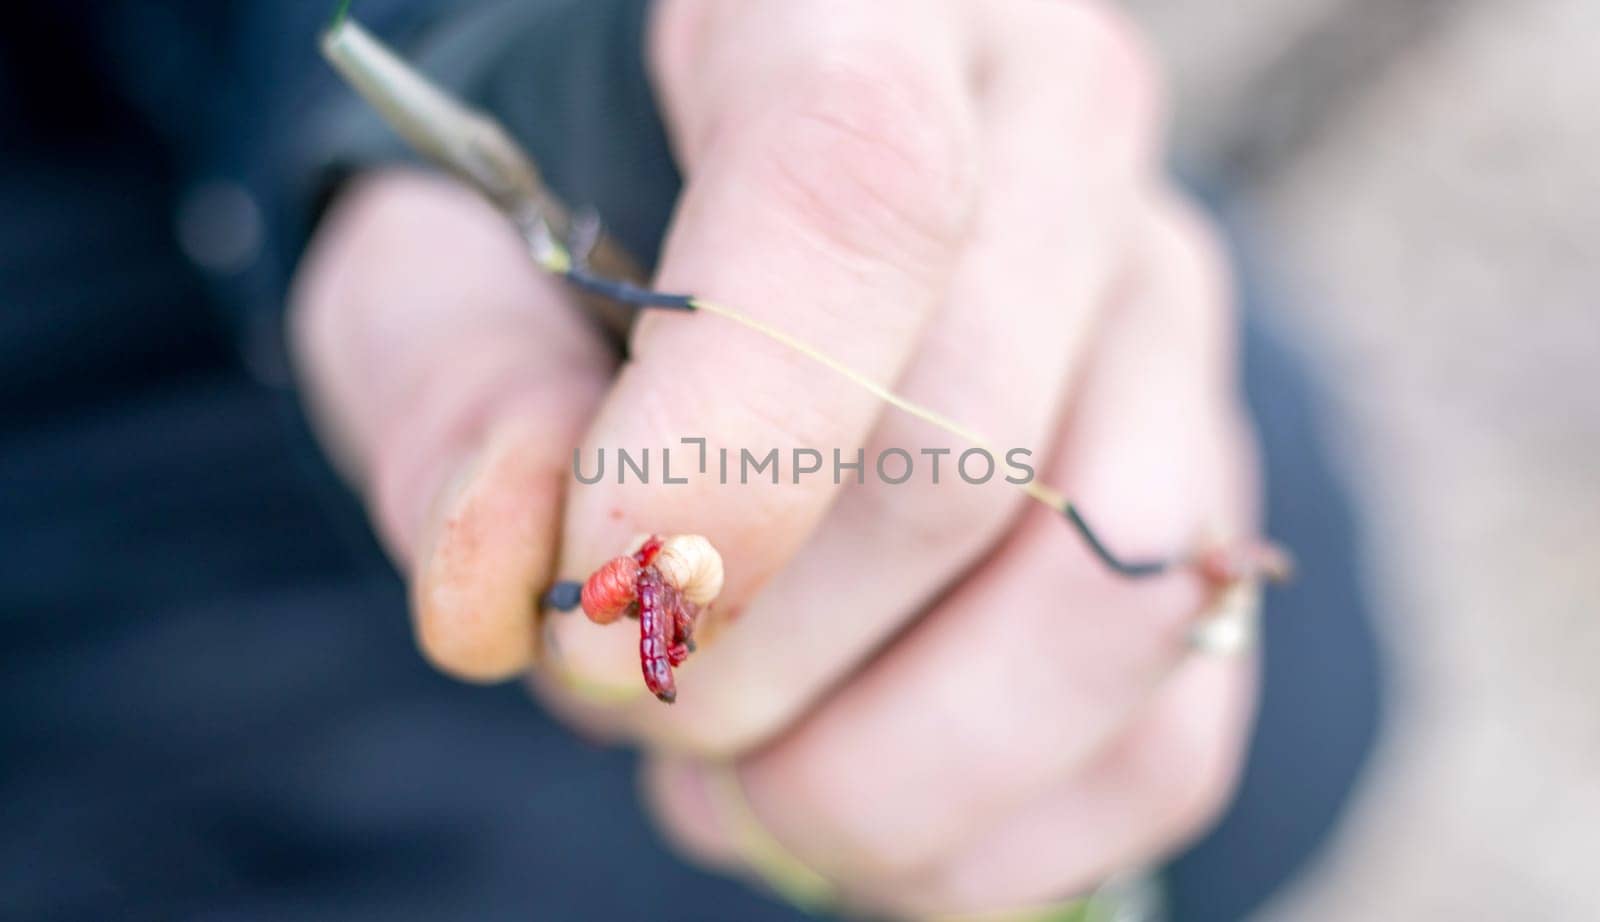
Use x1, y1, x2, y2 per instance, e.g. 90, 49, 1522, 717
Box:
634, 565, 677, 703
578, 535, 665, 625
571, 534, 715, 702
579, 556, 640, 625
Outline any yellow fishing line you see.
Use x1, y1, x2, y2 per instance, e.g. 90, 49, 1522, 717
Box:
690, 296, 1068, 513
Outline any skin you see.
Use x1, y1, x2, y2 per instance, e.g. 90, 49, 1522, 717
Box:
290, 1, 1262, 916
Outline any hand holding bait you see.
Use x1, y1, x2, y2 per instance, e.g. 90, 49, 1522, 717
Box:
326, 4, 1295, 705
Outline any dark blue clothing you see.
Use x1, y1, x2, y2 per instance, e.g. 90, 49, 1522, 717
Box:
0, 2, 1381, 919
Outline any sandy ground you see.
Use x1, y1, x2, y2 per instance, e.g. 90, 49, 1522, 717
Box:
1123, 0, 1600, 916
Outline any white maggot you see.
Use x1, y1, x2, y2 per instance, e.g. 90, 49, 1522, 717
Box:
653, 535, 725, 607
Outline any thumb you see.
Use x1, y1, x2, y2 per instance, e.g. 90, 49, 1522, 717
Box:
289, 169, 615, 681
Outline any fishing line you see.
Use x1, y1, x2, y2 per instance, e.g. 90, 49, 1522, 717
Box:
550, 246, 1180, 581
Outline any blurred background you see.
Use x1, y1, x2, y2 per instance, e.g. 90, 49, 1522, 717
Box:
1123, 0, 1600, 916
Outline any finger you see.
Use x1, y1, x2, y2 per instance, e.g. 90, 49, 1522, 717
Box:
644, 651, 1253, 920
647, 195, 1254, 889
642, 755, 746, 874
290, 169, 615, 681
544, 0, 981, 691
887, 649, 1256, 918
609, 0, 1168, 754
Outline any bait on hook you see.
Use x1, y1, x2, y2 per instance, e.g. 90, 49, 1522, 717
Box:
321, 7, 1294, 701
561, 535, 723, 702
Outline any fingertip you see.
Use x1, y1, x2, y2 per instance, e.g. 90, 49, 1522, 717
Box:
408, 421, 567, 683
641, 757, 743, 871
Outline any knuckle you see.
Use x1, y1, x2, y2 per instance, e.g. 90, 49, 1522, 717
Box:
1048, 0, 1168, 147
647, 0, 713, 92
755, 52, 975, 263
1070, 0, 1166, 108
1145, 194, 1238, 345
1163, 753, 1237, 844
1128, 700, 1241, 842
1153, 195, 1231, 302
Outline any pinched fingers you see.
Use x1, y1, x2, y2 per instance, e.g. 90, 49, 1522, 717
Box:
544, 0, 982, 694
595, 0, 1176, 756
540, 0, 1177, 753
641, 197, 1260, 914
290, 170, 615, 681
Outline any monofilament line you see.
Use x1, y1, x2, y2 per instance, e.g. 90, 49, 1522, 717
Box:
686, 296, 1174, 577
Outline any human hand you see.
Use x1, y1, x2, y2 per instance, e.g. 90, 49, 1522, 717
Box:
291, 1, 1260, 916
